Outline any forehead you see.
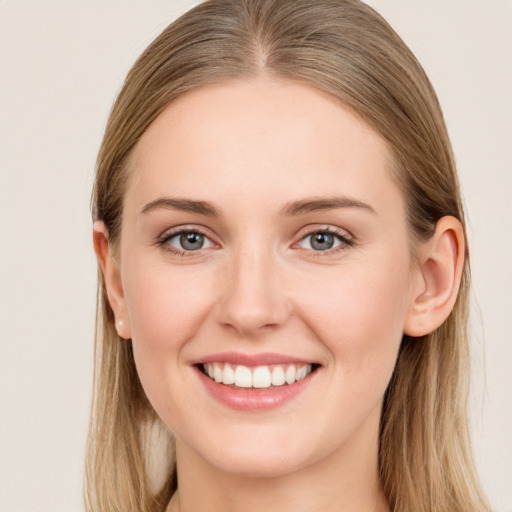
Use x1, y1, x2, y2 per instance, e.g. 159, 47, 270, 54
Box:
126, 78, 403, 219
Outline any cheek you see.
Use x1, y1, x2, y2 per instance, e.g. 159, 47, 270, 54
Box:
295, 256, 412, 388
123, 259, 216, 361
121, 259, 219, 429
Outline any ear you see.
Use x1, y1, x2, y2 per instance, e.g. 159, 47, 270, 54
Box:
404, 216, 465, 337
93, 221, 132, 339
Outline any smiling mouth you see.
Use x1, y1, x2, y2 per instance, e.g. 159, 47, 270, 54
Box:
199, 362, 319, 389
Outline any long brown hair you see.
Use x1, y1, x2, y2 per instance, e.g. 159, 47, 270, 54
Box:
87, 1, 490, 510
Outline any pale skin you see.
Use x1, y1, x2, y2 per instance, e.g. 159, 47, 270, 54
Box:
94, 77, 465, 512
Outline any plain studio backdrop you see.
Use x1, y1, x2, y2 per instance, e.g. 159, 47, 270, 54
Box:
0, 1, 510, 511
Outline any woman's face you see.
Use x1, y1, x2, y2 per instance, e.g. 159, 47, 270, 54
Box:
113, 78, 422, 477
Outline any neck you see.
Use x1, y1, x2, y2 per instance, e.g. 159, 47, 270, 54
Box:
167, 428, 389, 512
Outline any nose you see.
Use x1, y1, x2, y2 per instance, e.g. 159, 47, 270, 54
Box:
215, 244, 291, 337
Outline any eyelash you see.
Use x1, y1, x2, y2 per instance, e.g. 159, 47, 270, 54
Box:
156, 226, 354, 258
294, 227, 354, 257
157, 227, 214, 257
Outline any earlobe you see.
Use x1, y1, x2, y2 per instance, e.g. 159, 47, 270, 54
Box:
404, 216, 465, 337
93, 221, 132, 340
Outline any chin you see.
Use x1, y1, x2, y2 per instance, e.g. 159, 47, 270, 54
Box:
181, 426, 325, 480
209, 450, 309, 479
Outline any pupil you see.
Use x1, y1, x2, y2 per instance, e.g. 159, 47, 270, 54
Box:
311, 232, 334, 251
180, 232, 204, 250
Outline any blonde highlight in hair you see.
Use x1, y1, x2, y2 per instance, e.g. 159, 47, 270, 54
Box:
87, 1, 490, 510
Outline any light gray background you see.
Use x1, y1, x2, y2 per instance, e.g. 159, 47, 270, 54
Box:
0, 1, 510, 511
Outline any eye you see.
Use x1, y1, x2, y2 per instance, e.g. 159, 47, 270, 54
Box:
160, 229, 214, 253
297, 229, 352, 252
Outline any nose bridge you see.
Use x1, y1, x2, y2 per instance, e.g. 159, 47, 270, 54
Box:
216, 237, 289, 335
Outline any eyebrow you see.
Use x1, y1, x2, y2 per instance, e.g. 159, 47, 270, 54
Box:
280, 197, 376, 216
140, 197, 221, 217
140, 195, 376, 218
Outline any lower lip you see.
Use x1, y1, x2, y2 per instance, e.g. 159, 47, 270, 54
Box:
195, 367, 317, 411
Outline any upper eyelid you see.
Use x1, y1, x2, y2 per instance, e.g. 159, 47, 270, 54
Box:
158, 225, 214, 241
294, 225, 354, 241
292, 227, 355, 256
156, 227, 217, 258
156, 226, 218, 255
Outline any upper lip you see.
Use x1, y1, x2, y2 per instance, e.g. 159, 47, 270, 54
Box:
190, 352, 318, 367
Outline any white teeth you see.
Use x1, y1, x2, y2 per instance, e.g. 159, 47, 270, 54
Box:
202, 363, 314, 389
222, 363, 235, 385
285, 365, 296, 385
253, 366, 272, 388
234, 365, 253, 388
213, 362, 223, 383
271, 366, 286, 386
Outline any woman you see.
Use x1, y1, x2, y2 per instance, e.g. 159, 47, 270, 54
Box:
87, 0, 490, 510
